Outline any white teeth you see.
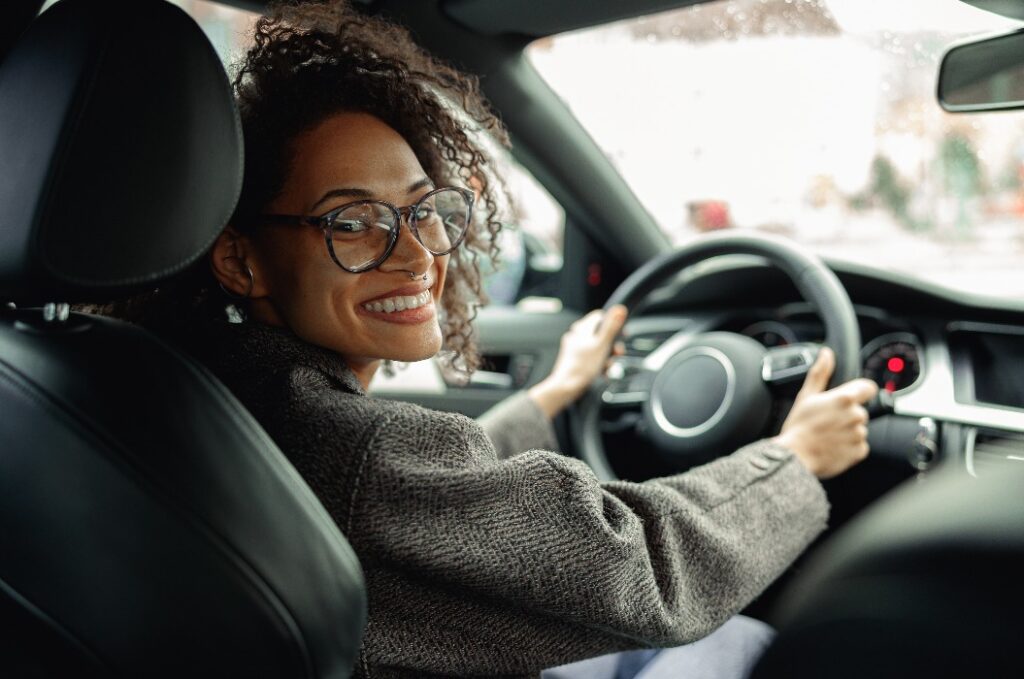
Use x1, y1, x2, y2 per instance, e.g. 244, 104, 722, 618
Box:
364, 290, 432, 314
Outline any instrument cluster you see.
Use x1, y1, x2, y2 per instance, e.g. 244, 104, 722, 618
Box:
741, 320, 923, 394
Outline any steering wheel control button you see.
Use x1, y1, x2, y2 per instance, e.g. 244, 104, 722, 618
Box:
606, 361, 627, 381
601, 368, 655, 406
652, 347, 735, 437
602, 389, 648, 406
762, 343, 821, 385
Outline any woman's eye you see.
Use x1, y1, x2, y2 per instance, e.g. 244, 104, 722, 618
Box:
333, 219, 371, 235
414, 206, 436, 220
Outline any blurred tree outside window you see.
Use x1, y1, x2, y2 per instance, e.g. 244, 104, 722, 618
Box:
528, 0, 1024, 297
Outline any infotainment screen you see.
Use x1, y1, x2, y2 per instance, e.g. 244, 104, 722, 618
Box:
949, 324, 1024, 410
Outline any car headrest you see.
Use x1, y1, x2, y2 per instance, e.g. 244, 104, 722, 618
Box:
0, 0, 241, 304
0, 1, 44, 66
752, 466, 1024, 678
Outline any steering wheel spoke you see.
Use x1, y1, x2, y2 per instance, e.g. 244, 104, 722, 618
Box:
601, 358, 655, 407
762, 342, 823, 390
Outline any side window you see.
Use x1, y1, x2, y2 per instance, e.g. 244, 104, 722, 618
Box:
171, 0, 257, 63
482, 153, 565, 307
41, 1, 257, 61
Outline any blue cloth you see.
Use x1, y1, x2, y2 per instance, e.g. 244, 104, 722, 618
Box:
541, 615, 774, 679
615, 649, 661, 679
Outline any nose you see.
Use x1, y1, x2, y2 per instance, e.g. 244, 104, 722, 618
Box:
380, 212, 434, 275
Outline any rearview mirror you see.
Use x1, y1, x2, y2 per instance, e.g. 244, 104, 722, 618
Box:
939, 29, 1024, 112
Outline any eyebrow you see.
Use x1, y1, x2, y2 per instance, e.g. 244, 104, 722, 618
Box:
310, 177, 435, 212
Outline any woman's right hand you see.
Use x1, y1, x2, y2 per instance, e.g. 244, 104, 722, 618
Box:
773, 347, 879, 479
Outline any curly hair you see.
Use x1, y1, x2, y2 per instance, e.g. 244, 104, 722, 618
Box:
94, 0, 509, 375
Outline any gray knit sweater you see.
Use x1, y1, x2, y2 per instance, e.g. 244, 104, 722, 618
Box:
191, 319, 829, 678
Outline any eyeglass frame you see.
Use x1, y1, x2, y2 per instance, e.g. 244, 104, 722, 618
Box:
258, 185, 475, 273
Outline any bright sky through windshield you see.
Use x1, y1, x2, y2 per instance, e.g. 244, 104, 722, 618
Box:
528, 0, 1024, 298
829, 0, 1019, 34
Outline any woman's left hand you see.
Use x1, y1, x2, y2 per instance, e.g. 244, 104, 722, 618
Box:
528, 305, 628, 419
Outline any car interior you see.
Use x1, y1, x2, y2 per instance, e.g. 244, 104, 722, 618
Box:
1, 0, 1022, 677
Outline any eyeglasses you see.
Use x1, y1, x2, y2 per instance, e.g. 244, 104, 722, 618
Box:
260, 186, 475, 273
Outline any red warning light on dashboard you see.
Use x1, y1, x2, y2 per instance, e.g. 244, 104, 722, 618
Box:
887, 357, 905, 373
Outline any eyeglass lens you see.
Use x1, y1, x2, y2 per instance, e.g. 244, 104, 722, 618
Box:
327, 188, 471, 271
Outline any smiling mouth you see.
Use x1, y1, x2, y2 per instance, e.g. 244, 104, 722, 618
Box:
362, 289, 432, 314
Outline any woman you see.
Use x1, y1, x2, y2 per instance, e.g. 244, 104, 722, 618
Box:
121, 2, 878, 677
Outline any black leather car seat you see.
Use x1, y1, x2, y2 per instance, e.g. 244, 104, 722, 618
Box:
752, 466, 1024, 679
0, 1, 366, 677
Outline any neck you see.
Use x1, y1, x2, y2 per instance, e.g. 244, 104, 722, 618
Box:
345, 358, 381, 391
244, 304, 379, 391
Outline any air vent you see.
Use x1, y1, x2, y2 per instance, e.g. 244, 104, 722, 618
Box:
623, 330, 675, 357
966, 428, 1024, 478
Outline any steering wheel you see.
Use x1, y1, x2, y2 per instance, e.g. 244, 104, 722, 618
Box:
576, 232, 861, 481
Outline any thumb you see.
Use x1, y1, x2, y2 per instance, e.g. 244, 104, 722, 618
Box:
598, 305, 628, 343
834, 377, 880, 404
796, 346, 834, 401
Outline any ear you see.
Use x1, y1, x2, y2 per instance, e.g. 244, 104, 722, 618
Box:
208, 226, 270, 298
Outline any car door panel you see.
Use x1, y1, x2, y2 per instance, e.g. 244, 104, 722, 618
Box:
371, 306, 578, 417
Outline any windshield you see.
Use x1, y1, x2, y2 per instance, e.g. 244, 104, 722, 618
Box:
527, 0, 1024, 298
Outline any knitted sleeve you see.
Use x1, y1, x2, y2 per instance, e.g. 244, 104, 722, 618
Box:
352, 402, 828, 672
476, 390, 560, 459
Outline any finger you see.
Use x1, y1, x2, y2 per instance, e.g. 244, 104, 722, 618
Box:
796, 346, 834, 401
857, 441, 871, 460
577, 309, 604, 334
597, 305, 628, 341
568, 311, 598, 336
834, 378, 879, 404
850, 405, 869, 425
613, 340, 626, 356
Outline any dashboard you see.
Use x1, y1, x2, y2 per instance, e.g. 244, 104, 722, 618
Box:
724, 310, 924, 396
607, 255, 1024, 481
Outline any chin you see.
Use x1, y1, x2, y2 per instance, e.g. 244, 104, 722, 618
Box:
384, 337, 443, 363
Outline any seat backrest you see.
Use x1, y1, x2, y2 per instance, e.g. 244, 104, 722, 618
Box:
0, 1, 367, 677
752, 466, 1024, 679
